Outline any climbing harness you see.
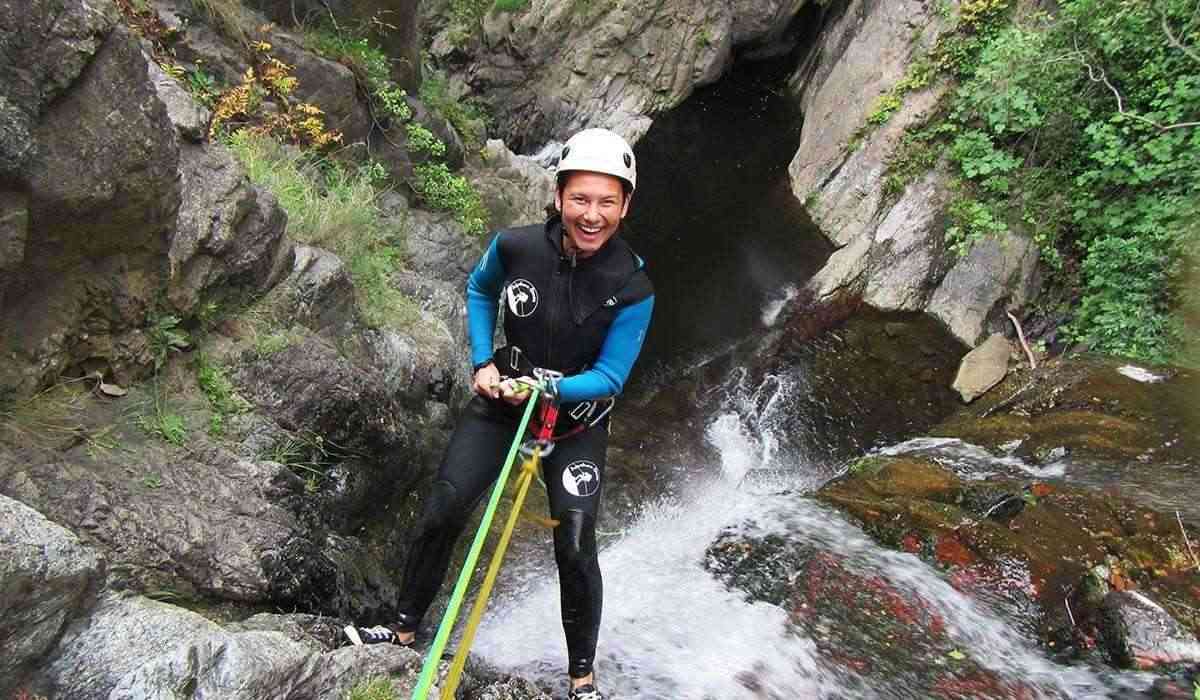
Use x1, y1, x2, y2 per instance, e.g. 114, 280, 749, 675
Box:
410, 371, 566, 700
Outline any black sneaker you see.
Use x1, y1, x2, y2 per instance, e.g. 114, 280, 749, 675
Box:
343, 624, 411, 646
567, 684, 605, 700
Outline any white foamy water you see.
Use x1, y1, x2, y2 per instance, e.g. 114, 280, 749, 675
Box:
1117, 365, 1165, 383
472, 384, 1153, 699
760, 285, 798, 328
877, 437, 1068, 479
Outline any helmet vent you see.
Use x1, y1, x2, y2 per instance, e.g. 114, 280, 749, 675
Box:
561, 146, 571, 160
623, 153, 632, 167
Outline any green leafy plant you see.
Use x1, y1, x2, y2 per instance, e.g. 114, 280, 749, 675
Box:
377, 85, 412, 122
142, 472, 164, 488
185, 64, 220, 106
194, 354, 251, 436
406, 123, 447, 157
879, 0, 1199, 362
413, 162, 487, 235
148, 314, 189, 372
305, 28, 392, 92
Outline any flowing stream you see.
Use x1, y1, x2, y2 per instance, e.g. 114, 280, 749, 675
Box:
473, 368, 1156, 699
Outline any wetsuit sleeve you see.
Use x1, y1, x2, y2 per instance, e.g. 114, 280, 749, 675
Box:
466, 234, 506, 367
558, 295, 655, 402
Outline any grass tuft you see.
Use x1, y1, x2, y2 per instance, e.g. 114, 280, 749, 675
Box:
226, 130, 418, 329
346, 677, 398, 700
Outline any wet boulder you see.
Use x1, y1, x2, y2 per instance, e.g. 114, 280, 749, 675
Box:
934, 355, 1200, 519
749, 306, 966, 463
1100, 591, 1200, 670
1, 426, 306, 603
705, 525, 1039, 698
816, 452, 1200, 660
0, 495, 104, 699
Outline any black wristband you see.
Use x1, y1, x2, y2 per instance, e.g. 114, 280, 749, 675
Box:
472, 359, 494, 373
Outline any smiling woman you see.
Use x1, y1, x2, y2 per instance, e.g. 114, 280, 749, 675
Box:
557, 172, 630, 258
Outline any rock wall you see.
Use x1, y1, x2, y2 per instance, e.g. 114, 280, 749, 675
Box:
0, 0, 294, 397
425, 0, 815, 149
787, 0, 1041, 347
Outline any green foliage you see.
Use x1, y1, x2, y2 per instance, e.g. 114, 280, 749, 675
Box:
346, 677, 398, 700
945, 196, 1007, 257
194, 354, 251, 436
184, 64, 220, 106
867, 93, 904, 126
305, 28, 392, 93
413, 162, 487, 236
406, 123, 447, 158
419, 68, 490, 150
148, 314, 189, 372
492, 0, 530, 12
882, 0, 1200, 362
449, 0, 491, 29
142, 472, 164, 488
139, 410, 187, 445
377, 86, 412, 122
227, 130, 417, 329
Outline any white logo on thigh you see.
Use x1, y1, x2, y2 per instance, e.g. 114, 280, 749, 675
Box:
563, 460, 600, 498
506, 279, 539, 317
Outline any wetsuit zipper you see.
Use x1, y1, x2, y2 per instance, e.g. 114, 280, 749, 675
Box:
547, 249, 576, 371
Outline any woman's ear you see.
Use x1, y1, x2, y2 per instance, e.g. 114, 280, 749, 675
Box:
554, 189, 563, 213
620, 193, 632, 219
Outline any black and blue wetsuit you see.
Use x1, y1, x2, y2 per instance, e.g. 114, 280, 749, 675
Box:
394, 214, 653, 679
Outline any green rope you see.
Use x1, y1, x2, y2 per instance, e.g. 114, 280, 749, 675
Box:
410, 389, 540, 700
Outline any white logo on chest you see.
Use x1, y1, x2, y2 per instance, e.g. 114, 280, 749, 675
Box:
506, 279, 539, 317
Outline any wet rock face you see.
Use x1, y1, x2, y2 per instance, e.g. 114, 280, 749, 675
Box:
705, 527, 1039, 698
935, 355, 1200, 520
1, 429, 303, 603
0, 495, 105, 699
817, 452, 1200, 661
750, 306, 966, 462
1101, 591, 1200, 670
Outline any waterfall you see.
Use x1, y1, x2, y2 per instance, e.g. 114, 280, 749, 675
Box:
472, 371, 1155, 699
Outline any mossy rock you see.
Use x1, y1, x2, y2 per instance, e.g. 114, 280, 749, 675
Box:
818, 455, 1200, 652
933, 355, 1199, 468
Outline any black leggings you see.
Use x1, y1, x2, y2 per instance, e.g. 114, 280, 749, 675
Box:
396, 395, 606, 679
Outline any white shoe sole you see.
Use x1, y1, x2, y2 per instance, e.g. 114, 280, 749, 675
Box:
343, 625, 364, 646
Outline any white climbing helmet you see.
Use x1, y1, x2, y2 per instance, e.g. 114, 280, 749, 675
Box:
556, 128, 637, 193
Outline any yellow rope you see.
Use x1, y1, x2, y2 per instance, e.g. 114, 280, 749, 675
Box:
439, 447, 545, 699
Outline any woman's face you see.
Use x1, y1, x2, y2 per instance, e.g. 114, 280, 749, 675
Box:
555, 171, 630, 258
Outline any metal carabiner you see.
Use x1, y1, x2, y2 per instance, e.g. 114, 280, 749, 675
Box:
520, 438, 554, 458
